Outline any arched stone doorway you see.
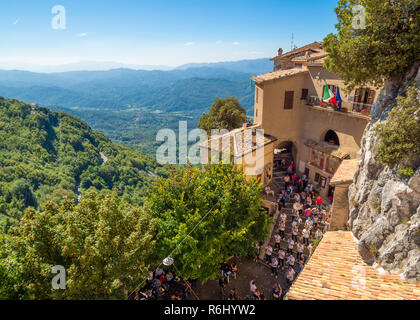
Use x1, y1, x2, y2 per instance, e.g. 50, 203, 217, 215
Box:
323, 130, 340, 146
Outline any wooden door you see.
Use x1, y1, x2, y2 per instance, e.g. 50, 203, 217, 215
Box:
284, 91, 294, 109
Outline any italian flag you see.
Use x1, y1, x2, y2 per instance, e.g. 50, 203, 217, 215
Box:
323, 85, 337, 105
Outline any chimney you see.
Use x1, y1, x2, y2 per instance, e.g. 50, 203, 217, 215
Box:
278, 48, 283, 56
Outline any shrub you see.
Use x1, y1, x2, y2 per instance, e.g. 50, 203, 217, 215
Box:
376, 87, 420, 167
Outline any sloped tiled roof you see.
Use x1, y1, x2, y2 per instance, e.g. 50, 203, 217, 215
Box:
252, 67, 308, 84
272, 41, 323, 60
200, 126, 277, 157
285, 231, 420, 300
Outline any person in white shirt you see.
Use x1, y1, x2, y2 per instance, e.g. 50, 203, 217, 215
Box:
323, 221, 330, 233
307, 243, 313, 257
280, 212, 287, 223
265, 244, 273, 263
279, 221, 286, 239
306, 218, 314, 237
292, 226, 299, 242
297, 217, 303, 227
155, 267, 164, 277
274, 233, 281, 249
287, 237, 294, 255
313, 215, 319, 229
296, 242, 304, 260
302, 228, 310, 245
250, 280, 257, 294
315, 228, 323, 241
287, 254, 295, 268
270, 257, 279, 278
278, 249, 285, 269
286, 266, 295, 285
305, 217, 313, 229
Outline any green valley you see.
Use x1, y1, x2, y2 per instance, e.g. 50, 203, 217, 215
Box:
0, 97, 165, 233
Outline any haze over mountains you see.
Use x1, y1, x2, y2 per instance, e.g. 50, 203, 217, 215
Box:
0, 61, 174, 73
0, 58, 272, 113
0, 58, 272, 155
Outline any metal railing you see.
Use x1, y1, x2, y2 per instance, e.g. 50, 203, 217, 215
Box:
306, 96, 373, 117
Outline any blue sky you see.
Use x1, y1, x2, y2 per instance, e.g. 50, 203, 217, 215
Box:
0, 0, 339, 67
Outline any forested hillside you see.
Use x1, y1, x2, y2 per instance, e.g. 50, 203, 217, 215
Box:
0, 97, 164, 233
0, 62, 265, 158
0, 67, 259, 112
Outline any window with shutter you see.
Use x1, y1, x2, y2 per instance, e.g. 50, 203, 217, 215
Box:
354, 89, 361, 103
284, 91, 294, 109
367, 90, 376, 105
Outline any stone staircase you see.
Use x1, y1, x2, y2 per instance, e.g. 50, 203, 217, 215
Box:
259, 160, 328, 279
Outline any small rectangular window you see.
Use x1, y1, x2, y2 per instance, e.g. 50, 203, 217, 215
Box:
315, 173, 320, 183
301, 89, 308, 100
284, 91, 294, 109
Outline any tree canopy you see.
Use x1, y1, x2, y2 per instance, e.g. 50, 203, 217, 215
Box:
145, 163, 270, 283
0, 191, 156, 300
198, 96, 247, 135
323, 0, 420, 89
0, 97, 164, 233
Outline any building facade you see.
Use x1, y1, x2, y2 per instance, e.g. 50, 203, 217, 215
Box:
252, 42, 379, 198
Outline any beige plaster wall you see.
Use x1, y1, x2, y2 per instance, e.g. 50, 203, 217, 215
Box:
330, 184, 351, 231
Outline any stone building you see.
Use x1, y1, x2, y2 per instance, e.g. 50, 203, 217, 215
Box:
251, 42, 379, 200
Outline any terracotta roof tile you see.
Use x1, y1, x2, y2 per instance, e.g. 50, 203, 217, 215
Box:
252, 67, 308, 84
285, 231, 420, 300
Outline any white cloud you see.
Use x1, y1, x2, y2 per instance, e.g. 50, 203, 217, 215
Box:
13, 19, 19, 25
76, 33, 88, 37
184, 42, 195, 47
233, 42, 240, 46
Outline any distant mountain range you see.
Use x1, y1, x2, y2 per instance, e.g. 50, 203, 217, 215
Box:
0, 58, 272, 74
0, 58, 272, 113
0, 58, 272, 156
0, 61, 173, 73
176, 58, 273, 74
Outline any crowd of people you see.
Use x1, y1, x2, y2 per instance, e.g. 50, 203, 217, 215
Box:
134, 267, 196, 300
263, 158, 331, 295
136, 158, 331, 301
219, 262, 240, 299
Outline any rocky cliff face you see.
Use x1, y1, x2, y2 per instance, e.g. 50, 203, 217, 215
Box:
348, 65, 420, 281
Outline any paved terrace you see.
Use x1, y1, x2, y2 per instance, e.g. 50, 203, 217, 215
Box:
285, 231, 420, 300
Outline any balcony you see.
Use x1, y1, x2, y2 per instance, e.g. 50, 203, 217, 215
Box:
306, 96, 372, 118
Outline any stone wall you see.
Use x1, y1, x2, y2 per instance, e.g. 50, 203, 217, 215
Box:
348, 65, 420, 281
330, 184, 350, 231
